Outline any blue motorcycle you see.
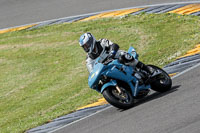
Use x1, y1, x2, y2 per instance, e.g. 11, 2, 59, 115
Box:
88, 47, 172, 109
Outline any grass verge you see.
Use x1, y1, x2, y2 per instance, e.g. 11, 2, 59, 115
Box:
0, 13, 200, 132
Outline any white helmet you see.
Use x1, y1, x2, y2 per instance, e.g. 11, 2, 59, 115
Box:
79, 33, 96, 53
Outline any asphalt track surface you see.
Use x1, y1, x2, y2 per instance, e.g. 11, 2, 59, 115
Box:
53, 63, 200, 133
0, 0, 197, 29
2, 0, 200, 132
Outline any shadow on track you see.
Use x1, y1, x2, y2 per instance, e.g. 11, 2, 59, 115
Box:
118, 85, 181, 112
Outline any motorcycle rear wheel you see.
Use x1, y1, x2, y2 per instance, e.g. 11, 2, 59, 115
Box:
148, 65, 172, 92
103, 86, 134, 109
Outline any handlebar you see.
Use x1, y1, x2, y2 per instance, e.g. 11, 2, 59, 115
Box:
97, 52, 114, 65
102, 58, 114, 65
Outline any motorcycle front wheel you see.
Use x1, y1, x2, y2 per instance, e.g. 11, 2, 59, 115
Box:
102, 86, 134, 109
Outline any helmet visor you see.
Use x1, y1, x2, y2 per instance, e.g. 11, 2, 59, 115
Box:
82, 42, 90, 52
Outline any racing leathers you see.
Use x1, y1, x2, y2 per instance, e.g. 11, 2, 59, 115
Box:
86, 38, 153, 81
86, 38, 142, 73
86, 38, 120, 73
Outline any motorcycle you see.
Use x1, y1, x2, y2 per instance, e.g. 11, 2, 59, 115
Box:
88, 46, 172, 109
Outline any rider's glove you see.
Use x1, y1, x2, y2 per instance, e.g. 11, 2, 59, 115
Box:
108, 50, 116, 59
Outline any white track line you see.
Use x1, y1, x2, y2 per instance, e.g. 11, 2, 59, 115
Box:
48, 105, 112, 133
171, 61, 200, 79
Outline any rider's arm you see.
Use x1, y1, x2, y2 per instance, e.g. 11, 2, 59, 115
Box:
100, 39, 119, 58
110, 43, 119, 57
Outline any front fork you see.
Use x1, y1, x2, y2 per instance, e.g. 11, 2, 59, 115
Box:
100, 79, 148, 98
116, 85, 122, 94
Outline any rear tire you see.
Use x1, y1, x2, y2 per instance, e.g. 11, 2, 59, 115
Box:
102, 86, 134, 109
148, 65, 172, 92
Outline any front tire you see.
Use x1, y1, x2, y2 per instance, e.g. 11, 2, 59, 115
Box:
102, 86, 134, 109
148, 65, 172, 92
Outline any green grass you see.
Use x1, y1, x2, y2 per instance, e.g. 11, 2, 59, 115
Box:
0, 13, 200, 132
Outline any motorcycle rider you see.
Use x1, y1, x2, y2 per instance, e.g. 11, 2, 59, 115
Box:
79, 32, 154, 80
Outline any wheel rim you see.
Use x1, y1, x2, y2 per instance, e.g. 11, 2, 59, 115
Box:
156, 69, 170, 85
111, 88, 131, 104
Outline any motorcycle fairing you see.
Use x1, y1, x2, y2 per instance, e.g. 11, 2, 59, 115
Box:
100, 80, 117, 93
88, 46, 150, 97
